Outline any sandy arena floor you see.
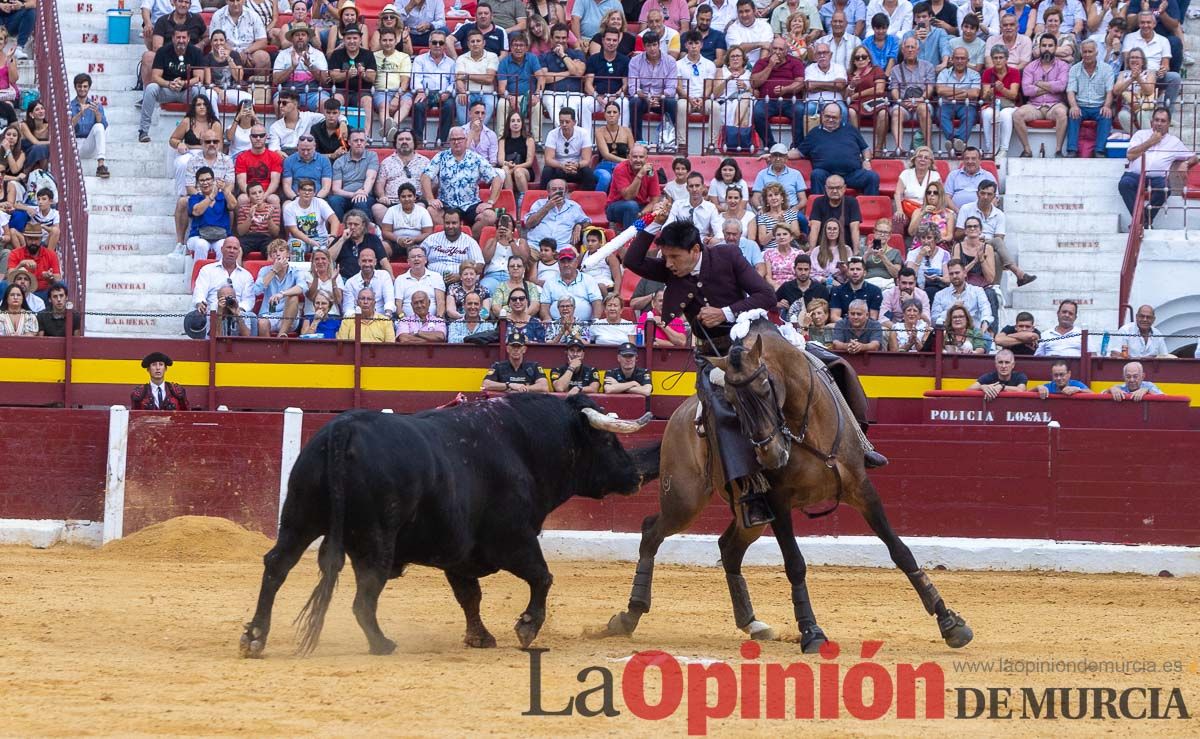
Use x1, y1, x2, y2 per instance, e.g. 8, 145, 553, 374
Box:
1, 517, 1198, 736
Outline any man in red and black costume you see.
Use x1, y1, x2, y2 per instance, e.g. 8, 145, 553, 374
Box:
130, 352, 191, 411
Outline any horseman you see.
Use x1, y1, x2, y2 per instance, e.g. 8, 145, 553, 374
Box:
624, 198, 887, 528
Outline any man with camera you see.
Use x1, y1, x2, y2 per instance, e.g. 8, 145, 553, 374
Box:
188, 237, 257, 339
212, 283, 258, 337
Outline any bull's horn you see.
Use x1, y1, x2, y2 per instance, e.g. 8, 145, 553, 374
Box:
582, 407, 652, 434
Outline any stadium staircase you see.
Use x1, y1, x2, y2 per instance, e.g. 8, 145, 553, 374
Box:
62, 4, 192, 338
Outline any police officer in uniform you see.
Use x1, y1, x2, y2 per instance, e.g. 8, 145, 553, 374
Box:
551, 338, 601, 394
624, 198, 886, 527
481, 331, 551, 393
603, 342, 653, 396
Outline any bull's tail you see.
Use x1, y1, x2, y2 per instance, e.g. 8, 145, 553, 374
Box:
294, 420, 352, 655
631, 440, 662, 485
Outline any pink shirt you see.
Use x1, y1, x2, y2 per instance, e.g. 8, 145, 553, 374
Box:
1021, 59, 1069, 107
637, 311, 687, 341
638, 0, 691, 30
396, 313, 446, 336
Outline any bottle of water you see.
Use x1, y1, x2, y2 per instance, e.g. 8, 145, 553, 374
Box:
1099, 331, 1110, 356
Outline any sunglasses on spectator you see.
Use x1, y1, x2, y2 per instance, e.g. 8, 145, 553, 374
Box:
430, 40, 445, 45
203, 139, 221, 144
298, 135, 315, 141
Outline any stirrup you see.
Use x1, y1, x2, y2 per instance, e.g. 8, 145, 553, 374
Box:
737, 490, 774, 528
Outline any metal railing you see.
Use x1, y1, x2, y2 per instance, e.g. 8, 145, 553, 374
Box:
37, 0, 89, 324
1117, 155, 1148, 326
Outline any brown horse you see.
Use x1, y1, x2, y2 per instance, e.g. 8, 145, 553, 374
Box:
593, 321, 973, 652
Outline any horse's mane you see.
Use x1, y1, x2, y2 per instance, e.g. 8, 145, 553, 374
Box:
729, 319, 798, 372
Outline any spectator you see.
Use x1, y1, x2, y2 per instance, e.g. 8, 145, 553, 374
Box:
1035, 360, 1089, 398
453, 29, 500, 126
995, 310, 1041, 355
936, 46, 981, 154
502, 286, 546, 342
949, 12, 987, 69
299, 289, 342, 339
284, 178, 340, 255
492, 254, 542, 316
886, 36, 934, 154
446, 261, 492, 319
373, 27, 413, 142
548, 295, 592, 343
173, 124, 233, 251
139, 28, 206, 143
186, 166, 237, 272
726, 0, 774, 66
533, 237, 561, 285
905, 2, 952, 67
541, 246, 603, 321
1112, 305, 1171, 358
637, 289, 688, 347
393, 244, 446, 316
931, 259, 992, 332
906, 224, 951, 298
1034, 300, 1089, 357
949, 215, 996, 320
35, 282, 79, 337
337, 287, 397, 342
127, 350, 192, 410
959, 180, 1036, 287
592, 294, 636, 345
1113, 48, 1158, 135
0, 281, 32, 335
482, 332, 550, 392
4, 227, 59, 300
497, 111, 537, 200
272, 23, 329, 111
310, 98, 349, 161
604, 342, 652, 395
1121, 10, 1181, 109
328, 130, 379, 220
578, 227, 621, 295
809, 218, 852, 285
830, 256, 883, 320
494, 32, 543, 142
423, 208, 485, 286
861, 13, 899, 75
628, 31, 680, 146
342, 247, 395, 318
996, 14, 1031, 70
1012, 34, 1069, 158
668, 172, 722, 243
1107, 361, 1164, 402
303, 248, 344, 321
139, 0, 206, 87
980, 44, 1020, 157
712, 46, 753, 152
372, 130, 431, 226
400, 0, 447, 48
252, 239, 306, 336
328, 25, 378, 138
190, 238, 255, 333
540, 107, 597, 191
481, 212, 531, 293
894, 146, 939, 220
606, 143, 662, 230
798, 103, 880, 195
235, 124, 284, 209
815, 11, 860, 72
203, 30, 254, 111
847, 40, 889, 150
693, 4, 730, 65
410, 29, 457, 146
751, 144, 807, 211
1063, 40, 1114, 158
720, 217, 767, 279
802, 297, 835, 343
68, 74, 109, 179
550, 339, 601, 393
750, 37, 808, 156
858, 219, 901, 288
463, 100, 503, 184
906, 178, 954, 242
396, 290, 447, 343
832, 299, 883, 353
1118, 107, 1198, 226
763, 223, 805, 288
20, 189, 59, 254
676, 31, 716, 148
209, 0, 269, 74
325, 0, 364, 56
662, 156, 691, 201
525, 178, 591, 252
706, 158, 750, 214
943, 147, 995, 210
755, 181, 803, 252
888, 297, 931, 351
806, 173, 859, 249
380, 182, 433, 258
539, 23, 590, 135
4, 266, 41, 311
968, 349, 1028, 400
282, 134, 333, 201
942, 304, 987, 354
422, 127, 503, 227
723, 188, 758, 244
452, 4, 509, 56
268, 92, 325, 154
776, 253, 831, 321
448, 292, 497, 343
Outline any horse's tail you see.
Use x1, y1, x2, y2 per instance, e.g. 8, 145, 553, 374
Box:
631, 440, 662, 485
294, 420, 351, 656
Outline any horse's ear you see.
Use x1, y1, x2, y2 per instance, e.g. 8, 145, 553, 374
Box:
708, 356, 728, 373
747, 335, 765, 365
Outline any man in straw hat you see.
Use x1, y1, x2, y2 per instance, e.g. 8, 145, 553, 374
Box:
130, 352, 191, 410
273, 21, 330, 111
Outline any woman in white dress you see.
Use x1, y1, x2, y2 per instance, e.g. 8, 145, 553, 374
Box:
712, 47, 754, 153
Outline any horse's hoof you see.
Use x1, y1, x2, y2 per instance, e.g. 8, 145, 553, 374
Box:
369, 638, 397, 655
800, 625, 827, 654
584, 611, 636, 639
239, 625, 265, 658
515, 613, 543, 649
939, 610, 974, 649
741, 620, 777, 641
464, 629, 497, 649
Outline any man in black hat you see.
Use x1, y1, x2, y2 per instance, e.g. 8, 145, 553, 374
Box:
603, 342, 652, 397
551, 338, 600, 395
130, 352, 190, 410
481, 332, 550, 393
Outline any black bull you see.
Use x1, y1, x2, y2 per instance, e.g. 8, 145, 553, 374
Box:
240, 394, 660, 657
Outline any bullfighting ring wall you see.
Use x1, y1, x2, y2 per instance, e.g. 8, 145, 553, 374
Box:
3, 406, 1197, 576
